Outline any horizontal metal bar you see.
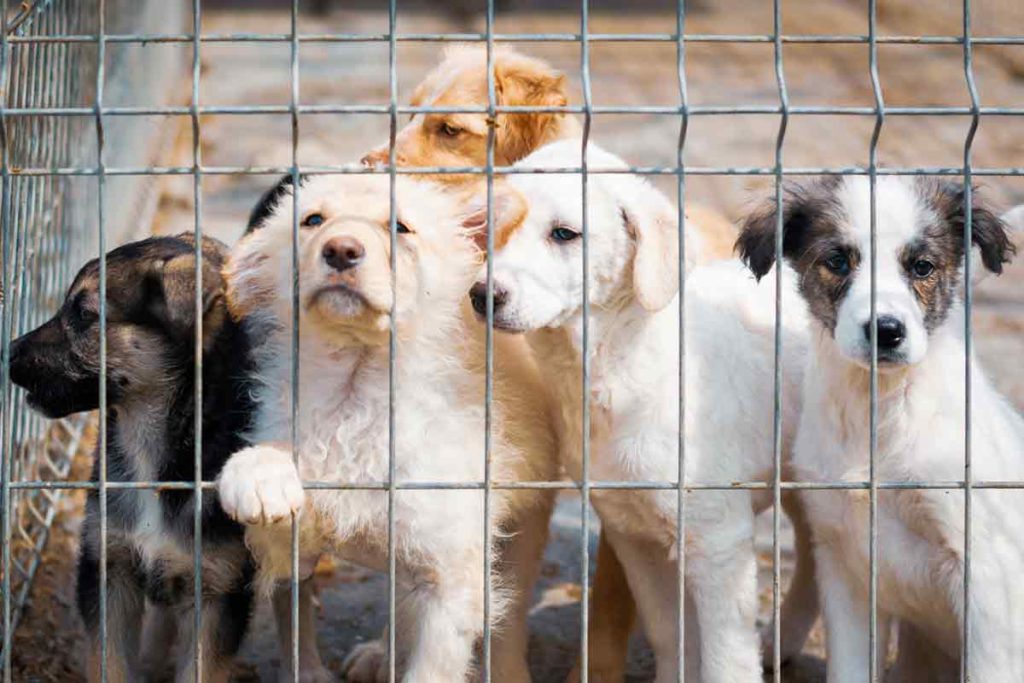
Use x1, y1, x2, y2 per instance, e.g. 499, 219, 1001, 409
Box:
6, 164, 1022, 177
4, 104, 1020, 117
7, 32, 1024, 46
11, 479, 1024, 491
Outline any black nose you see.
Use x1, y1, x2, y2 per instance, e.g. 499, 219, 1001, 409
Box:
322, 237, 365, 272
864, 315, 906, 350
469, 282, 507, 317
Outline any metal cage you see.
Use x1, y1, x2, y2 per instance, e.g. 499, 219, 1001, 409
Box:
1, 0, 1022, 681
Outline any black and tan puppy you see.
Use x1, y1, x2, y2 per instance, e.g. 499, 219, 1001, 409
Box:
9, 233, 256, 682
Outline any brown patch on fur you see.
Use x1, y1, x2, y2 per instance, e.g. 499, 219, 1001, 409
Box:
736, 177, 856, 332
223, 248, 272, 321
362, 45, 579, 180
494, 207, 528, 250
919, 178, 1016, 275
898, 228, 962, 332
685, 203, 738, 265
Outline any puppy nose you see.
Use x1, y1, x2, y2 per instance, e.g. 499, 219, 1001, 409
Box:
469, 282, 507, 316
863, 315, 906, 350
322, 237, 365, 272
361, 148, 392, 167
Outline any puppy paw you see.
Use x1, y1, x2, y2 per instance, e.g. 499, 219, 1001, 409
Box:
341, 640, 387, 683
217, 444, 305, 525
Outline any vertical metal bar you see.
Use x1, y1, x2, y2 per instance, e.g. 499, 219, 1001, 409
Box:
960, 0, 980, 677
578, 0, 592, 679
290, 0, 301, 679
190, 0, 205, 677
867, 1, 884, 680
0, 0, 12, 676
674, 2, 688, 681
482, 0, 496, 678
770, 1, 788, 680
288, 0, 301, 680
95, 0, 109, 679
386, 0, 398, 680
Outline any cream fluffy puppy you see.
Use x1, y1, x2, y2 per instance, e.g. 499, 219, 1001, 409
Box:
217, 174, 556, 682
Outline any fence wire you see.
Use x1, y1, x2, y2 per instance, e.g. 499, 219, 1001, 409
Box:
0, 0, 1020, 681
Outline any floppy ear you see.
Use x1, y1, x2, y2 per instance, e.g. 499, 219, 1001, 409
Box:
223, 230, 279, 321
735, 187, 817, 281
494, 56, 570, 163
458, 181, 528, 253
146, 243, 227, 344
246, 174, 303, 234
618, 177, 679, 312
934, 183, 1017, 275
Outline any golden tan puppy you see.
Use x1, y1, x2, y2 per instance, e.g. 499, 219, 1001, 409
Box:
363, 45, 739, 680
362, 44, 578, 172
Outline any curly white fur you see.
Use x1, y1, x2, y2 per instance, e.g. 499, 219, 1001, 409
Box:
218, 174, 557, 682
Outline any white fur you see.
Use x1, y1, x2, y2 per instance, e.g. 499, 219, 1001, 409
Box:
482, 139, 819, 682
785, 177, 1024, 682
217, 174, 554, 682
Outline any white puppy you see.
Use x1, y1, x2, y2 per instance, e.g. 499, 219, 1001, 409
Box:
737, 176, 1023, 682
216, 174, 557, 682
473, 139, 819, 682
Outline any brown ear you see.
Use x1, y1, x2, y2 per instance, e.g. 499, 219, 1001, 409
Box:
459, 181, 528, 253
148, 247, 227, 343
223, 233, 277, 321
494, 56, 570, 163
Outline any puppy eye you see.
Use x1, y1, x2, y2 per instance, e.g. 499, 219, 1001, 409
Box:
550, 224, 581, 243
302, 213, 325, 228
396, 220, 412, 235
440, 122, 462, 138
911, 259, 935, 279
824, 252, 851, 276
71, 297, 98, 326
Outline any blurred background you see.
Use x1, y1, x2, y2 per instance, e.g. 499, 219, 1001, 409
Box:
4, 0, 1023, 680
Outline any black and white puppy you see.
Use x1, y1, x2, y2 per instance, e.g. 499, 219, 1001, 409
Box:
9, 233, 257, 682
738, 177, 1022, 681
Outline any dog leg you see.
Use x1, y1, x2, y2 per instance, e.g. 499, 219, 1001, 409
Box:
567, 530, 636, 683
173, 602, 240, 683
601, 527, 692, 683
138, 601, 178, 680
761, 491, 820, 670
886, 620, 957, 683
816, 542, 873, 683
273, 577, 332, 683
962, 581, 1022, 683
399, 557, 488, 683
341, 632, 388, 683
686, 506, 762, 683
490, 494, 555, 683
78, 534, 145, 682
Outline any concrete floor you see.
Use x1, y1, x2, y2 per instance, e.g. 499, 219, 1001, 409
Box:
11, 0, 1024, 681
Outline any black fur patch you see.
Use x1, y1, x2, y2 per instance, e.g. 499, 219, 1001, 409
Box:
736, 177, 856, 332
246, 173, 307, 234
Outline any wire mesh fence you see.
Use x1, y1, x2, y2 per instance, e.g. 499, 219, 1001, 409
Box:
1, 0, 1022, 681
0, 0, 187, 667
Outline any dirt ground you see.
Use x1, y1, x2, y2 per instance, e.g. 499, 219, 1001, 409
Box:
11, 0, 1024, 681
